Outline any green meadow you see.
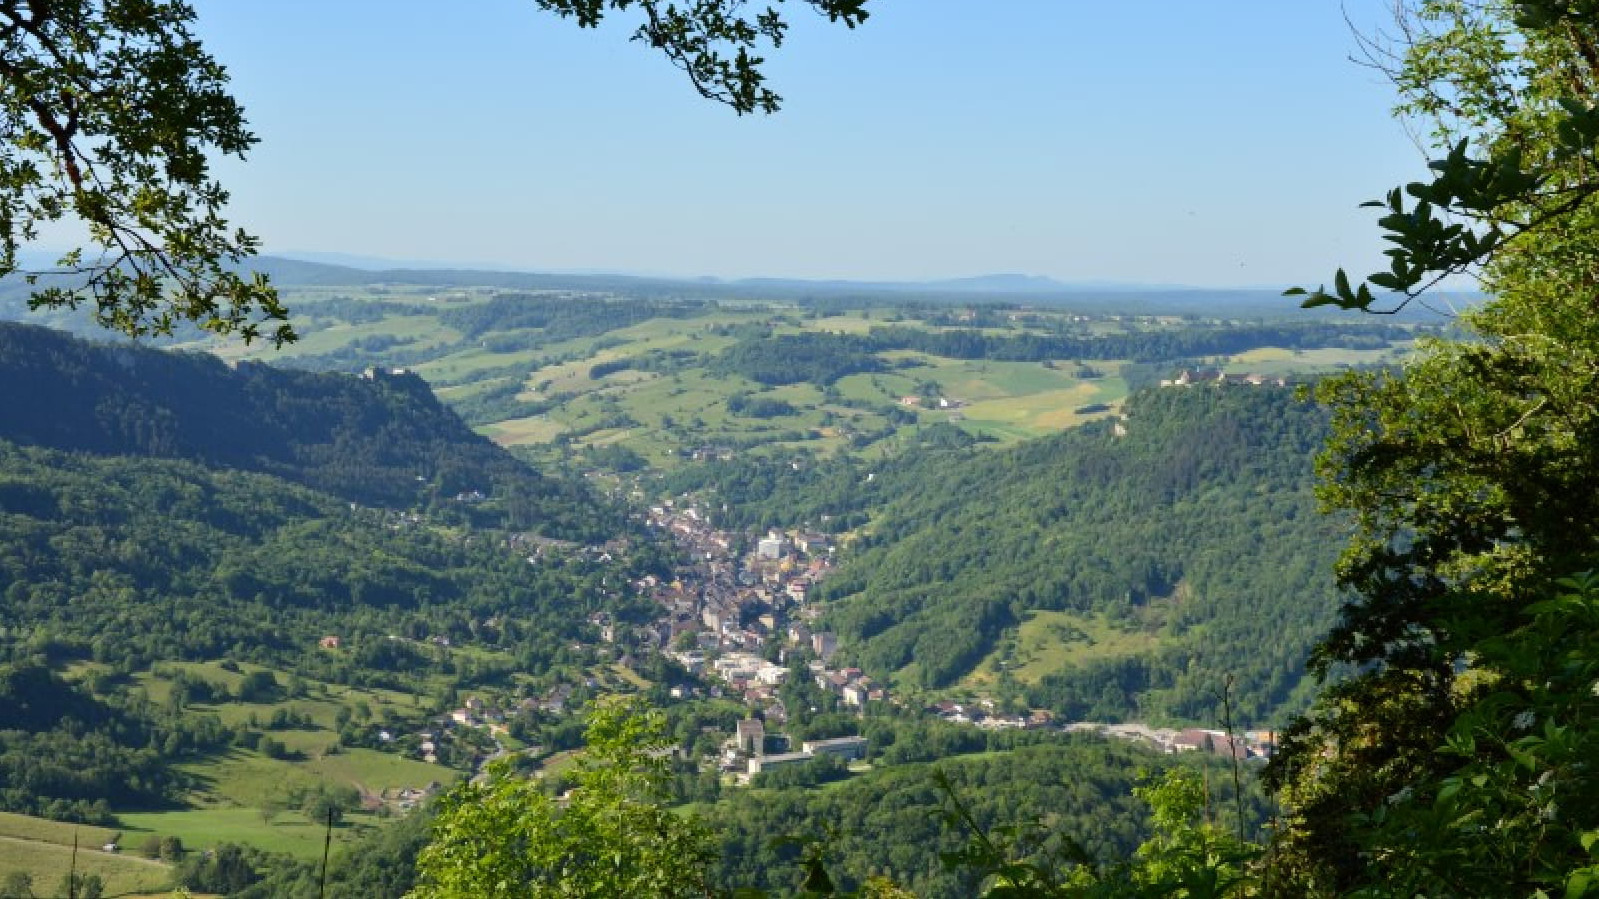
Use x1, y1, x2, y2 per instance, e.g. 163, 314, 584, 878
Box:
0, 811, 175, 896
961, 610, 1168, 691
51, 661, 467, 863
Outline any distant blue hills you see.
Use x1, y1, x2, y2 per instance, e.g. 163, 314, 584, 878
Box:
262, 253, 1225, 295
2, 250, 1478, 321
242, 255, 1472, 321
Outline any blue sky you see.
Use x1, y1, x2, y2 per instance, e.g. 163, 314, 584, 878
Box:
192, 1, 1423, 287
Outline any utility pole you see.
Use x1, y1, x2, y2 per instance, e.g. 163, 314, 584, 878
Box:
318, 806, 334, 899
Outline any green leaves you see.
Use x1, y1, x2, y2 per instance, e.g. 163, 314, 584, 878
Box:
408, 698, 717, 898
0, 1, 871, 347
533, 1, 870, 115
1287, 137, 1541, 313
0, 1, 292, 346
1288, 0, 1599, 316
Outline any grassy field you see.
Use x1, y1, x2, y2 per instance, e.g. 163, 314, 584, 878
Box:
961, 610, 1168, 690
133, 660, 427, 721
169, 744, 454, 811
605, 663, 653, 691
1225, 344, 1413, 375
0, 812, 175, 896
75, 662, 465, 861
117, 806, 386, 859
0, 811, 121, 848
482, 414, 568, 444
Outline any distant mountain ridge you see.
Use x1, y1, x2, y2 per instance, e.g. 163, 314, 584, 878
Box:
0, 322, 608, 538
240, 255, 1469, 319
0, 254, 1471, 323
242, 256, 1296, 308
263, 253, 1192, 292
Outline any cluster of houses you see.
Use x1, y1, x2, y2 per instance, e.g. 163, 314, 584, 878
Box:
383, 782, 445, 812
928, 700, 1056, 731
1158, 369, 1289, 388
410, 696, 514, 765
446, 696, 509, 732
810, 660, 885, 708
1064, 721, 1278, 759
681, 445, 737, 462
352, 489, 1288, 798
635, 504, 886, 718
668, 649, 791, 711
926, 702, 1278, 759
897, 395, 966, 410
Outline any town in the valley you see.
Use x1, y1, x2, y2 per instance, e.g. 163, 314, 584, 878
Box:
399, 490, 1279, 792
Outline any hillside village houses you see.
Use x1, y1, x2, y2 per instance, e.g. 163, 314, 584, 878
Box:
640, 497, 1278, 779
1158, 368, 1288, 388
635, 501, 883, 775
643, 503, 884, 710
379, 491, 1269, 795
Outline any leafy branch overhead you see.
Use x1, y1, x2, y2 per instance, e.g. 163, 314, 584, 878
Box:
0, 0, 868, 346
534, 0, 870, 115
0, 0, 290, 345
1289, 0, 1599, 313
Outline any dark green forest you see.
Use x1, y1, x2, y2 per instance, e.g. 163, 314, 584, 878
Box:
0, 326, 678, 826
674, 388, 1344, 726
0, 439, 671, 819
0, 322, 611, 538
821, 388, 1342, 725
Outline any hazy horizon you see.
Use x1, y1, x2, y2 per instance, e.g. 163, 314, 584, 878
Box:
166, 1, 1425, 289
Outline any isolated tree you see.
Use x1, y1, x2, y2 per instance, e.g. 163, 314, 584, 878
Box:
0, 0, 868, 345
302, 791, 346, 827
1268, 2, 1599, 893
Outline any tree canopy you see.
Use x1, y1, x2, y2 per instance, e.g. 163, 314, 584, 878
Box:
0, 0, 286, 343
0, 0, 869, 346
1266, 2, 1599, 893
408, 699, 719, 899
1291, 0, 1599, 314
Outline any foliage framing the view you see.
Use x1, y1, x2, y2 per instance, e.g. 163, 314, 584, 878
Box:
408, 698, 719, 899
1290, 0, 1599, 313
0, 0, 868, 346
1266, 2, 1599, 895
0, 0, 289, 344
533, 0, 869, 115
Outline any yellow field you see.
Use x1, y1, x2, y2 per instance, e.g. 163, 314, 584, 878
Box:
481, 415, 568, 445
960, 384, 1114, 431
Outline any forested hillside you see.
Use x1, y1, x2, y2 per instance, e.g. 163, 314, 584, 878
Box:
704, 738, 1228, 897
0, 323, 608, 538
0, 442, 655, 672
0, 439, 668, 819
817, 387, 1344, 725
0, 325, 673, 831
